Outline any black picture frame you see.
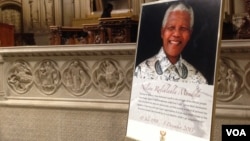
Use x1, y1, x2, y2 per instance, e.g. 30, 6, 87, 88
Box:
135, 0, 222, 85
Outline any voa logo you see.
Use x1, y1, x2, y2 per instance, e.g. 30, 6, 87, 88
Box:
226, 129, 246, 136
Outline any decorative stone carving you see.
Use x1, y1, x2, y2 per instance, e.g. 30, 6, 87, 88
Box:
7, 60, 33, 94
244, 62, 250, 92
62, 59, 91, 96
34, 60, 61, 95
125, 62, 134, 88
217, 57, 244, 102
92, 58, 124, 96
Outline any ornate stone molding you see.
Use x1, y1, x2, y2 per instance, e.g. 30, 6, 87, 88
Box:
0, 43, 135, 111
217, 40, 250, 118
0, 44, 135, 57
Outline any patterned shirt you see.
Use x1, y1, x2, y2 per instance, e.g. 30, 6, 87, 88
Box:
135, 47, 207, 84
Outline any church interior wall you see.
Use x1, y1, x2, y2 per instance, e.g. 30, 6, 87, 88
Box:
0, 0, 249, 141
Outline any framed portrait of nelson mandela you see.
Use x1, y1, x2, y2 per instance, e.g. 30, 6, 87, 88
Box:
126, 0, 223, 141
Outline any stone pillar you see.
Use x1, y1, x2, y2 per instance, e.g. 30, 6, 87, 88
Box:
80, 0, 91, 18
224, 0, 234, 16
74, 0, 91, 19
54, 0, 63, 25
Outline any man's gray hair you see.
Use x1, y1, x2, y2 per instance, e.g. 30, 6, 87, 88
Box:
162, 2, 194, 29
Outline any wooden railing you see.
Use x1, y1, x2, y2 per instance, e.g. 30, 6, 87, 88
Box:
50, 17, 138, 45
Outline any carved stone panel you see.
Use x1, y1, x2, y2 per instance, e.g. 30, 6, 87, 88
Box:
34, 59, 61, 95
62, 59, 91, 96
7, 60, 33, 94
216, 57, 244, 102
92, 58, 125, 97
244, 62, 250, 92
125, 61, 134, 89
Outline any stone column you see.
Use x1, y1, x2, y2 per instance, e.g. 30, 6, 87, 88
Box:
74, 0, 90, 19
80, 0, 91, 18
54, 0, 63, 25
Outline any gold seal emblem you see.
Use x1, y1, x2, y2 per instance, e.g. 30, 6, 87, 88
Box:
160, 130, 166, 141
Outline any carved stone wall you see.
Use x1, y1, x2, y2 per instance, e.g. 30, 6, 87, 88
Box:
0, 44, 134, 102
213, 40, 250, 141
0, 44, 134, 141
216, 40, 250, 115
0, 41, 249, 141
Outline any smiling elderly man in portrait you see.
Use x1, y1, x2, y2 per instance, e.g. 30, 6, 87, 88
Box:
135, 2, 207, 84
